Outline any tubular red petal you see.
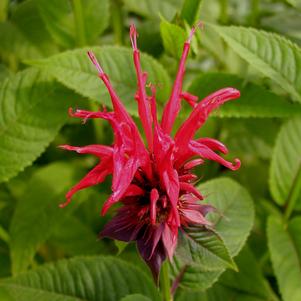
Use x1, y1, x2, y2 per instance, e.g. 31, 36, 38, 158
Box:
196, 138, 228, 154
183, 158, 204, 170
123, 184, 145, 197
150, 188, 159, 225
162, 223, 177, 260
59, 144, 113, 157
59, 158, 112, 208
189, 140, 241, 170
181, 209, 211, 226
180, 91, 198, 107
130, 24, 153, 151
180, 182, 203, 200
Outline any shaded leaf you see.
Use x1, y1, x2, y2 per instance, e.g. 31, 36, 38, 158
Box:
270, 118, 301, 208
209, 24, 301, 102
267, 216, 301, 301
1, 256, 161, 301
0, 68, 77, 183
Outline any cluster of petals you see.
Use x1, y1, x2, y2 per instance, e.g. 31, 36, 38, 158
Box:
60, 24, 241, 280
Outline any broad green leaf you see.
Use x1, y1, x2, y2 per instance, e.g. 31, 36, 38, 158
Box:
0, 0, 8, 22
267, 216, 301, 301
188, 73, 301, 118
120, 294, 152, 301
0, 22, 42, 62
37, 0, 109, 48
123, 0, 183, 20
270, 118, 301, 208
49, 214, 108, 256
0, 68, 77, 183
9, 162, 80, 274
171, 178, 254, 290
176, 226, 237, 271
209, 24, 301, 102
30, 46, 171, 114
0, 225, 9, 243
1, 256, 161, 301
176, 246, 278, 301
160, 21, 186, 59
180, 0, 203, 25
11, 0, 58, 57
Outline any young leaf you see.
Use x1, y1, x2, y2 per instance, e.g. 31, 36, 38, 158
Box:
123, 0, 182, 20
180, 0, 203, 26
188, 73, 301, 118
160, 20, 186, 59
29, 46, 171, 114
176, 226, 237, 271
9, 162, 80, 275
0, 68, 77, 183
270, 118, 301, 209
36, 0, 109, 48
267, 216, 301, 301
1, 257, 161, 301
209, 24, 301, 102
170, 178, 254, 290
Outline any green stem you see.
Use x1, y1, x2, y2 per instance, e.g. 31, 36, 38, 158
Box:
219, 0, 228, 24
249, 0, 260, 27
161, 262, 172, 301
284, 163, 301, 221
111, 0, 125, 45
72, 0, 86, 46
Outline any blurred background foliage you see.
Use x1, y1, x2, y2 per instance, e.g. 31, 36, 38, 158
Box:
0, 0, 301, 300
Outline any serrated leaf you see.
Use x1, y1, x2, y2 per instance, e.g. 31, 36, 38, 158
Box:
120, 294, 152, 301
171, 178, 254, 290
180, 0, 203, 25
188, 73, 301, 118
0, 22, 42, 61
36, 0, 110, 48
270, 118, 301, 208
160, 20, 186, 59
10, 0, 58, 57
267, 216, 301, 301
176, 226, 237, 271
29, 46, 171, 114
1, 256, 161, 301
0, 68, 77, 183
123, 0, 183, 20
209, 24, 301, 102
9, 162, 80, 274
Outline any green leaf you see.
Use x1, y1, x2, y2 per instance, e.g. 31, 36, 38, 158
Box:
176, 226, 237, 271
267, 216, 301, 301
180, 0, 203, 25
10, 0, 58, 57
37, 0, 110, 48
0, 68, 77, 183
9, 162, 80, 274
120, 294, 152, 301
270, 118, 301, 209
188, 73, 301, 118
209, 24, 301, 102
123, 0, 183, 20
29, 46, 171, 114
49, 214, 108, 256
0, 225, 9, 243
1, 256, 161, 301
0, 22, 42, 62
160, 20, 186, 59
171, 178, 254, 290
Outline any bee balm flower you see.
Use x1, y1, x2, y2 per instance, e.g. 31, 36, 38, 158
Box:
60, 24, 240, 280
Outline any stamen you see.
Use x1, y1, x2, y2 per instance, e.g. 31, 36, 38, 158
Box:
87, 51, 104, 75
130, 24, 138, 50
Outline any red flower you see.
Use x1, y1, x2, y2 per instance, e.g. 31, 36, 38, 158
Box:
60, 24, 240, 280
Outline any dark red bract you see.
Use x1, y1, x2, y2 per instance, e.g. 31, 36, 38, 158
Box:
60, 24, 241, 280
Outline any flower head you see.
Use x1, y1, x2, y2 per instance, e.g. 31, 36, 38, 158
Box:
60, 24, 240, 281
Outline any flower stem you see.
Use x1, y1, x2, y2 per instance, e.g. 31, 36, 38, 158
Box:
161, 262, 172, 301
111, 0, 125, 45
284, 163, 301, 221
72, 0, 86, 46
